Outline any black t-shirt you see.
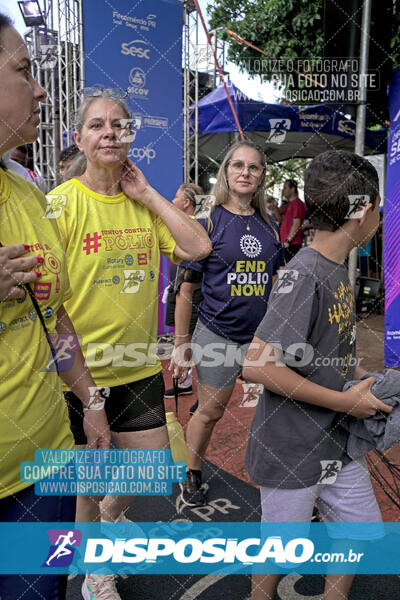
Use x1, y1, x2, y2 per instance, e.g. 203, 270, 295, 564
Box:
165, 262, 202, 333
246, 247, 356, 489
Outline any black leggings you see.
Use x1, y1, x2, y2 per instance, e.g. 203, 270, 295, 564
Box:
65, 372, 166, 445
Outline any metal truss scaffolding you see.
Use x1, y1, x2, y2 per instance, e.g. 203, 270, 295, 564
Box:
182, 1, 226, 185
183, 1, 199, 184
25, 0, 224, 189
24, 0, 83, 190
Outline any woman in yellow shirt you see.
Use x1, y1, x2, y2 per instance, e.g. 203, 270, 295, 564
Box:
49, 91, 211, 598
0, 15, 110, 600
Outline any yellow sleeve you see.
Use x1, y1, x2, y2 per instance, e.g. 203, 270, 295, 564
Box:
46, 184, 72, 253
46, 184, 73, 301
61, 261, 73, 303
152, 214, 181, 264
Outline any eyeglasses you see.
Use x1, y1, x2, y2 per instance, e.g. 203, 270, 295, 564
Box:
82, 87, 128, 99
227, 160, 264, 177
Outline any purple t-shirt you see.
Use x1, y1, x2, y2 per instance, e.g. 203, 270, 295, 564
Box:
182, 205, 284, 343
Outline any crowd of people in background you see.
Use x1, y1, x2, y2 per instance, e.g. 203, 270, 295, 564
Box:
3, 143, 47, 193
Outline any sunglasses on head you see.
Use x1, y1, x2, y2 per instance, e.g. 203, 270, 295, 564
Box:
82, 87, 128, 99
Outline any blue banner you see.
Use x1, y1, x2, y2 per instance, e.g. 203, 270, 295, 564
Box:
384, 67, 400, 366
82, 0, 183, 201
82, 0, 183, 335
1, 522, 400, 575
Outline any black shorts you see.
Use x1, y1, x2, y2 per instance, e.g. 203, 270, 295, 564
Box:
65, 372, 166, 445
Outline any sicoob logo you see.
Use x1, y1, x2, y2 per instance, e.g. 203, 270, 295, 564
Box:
42, 529, 82, 567
128, 68, 149, 98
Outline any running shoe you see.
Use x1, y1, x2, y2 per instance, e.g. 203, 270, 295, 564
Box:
164, 384, 193, 398
179, 469, 207, 507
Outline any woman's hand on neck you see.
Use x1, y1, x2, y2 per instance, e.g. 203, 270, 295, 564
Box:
79, 161, 123, 196
223, 191, 255, 215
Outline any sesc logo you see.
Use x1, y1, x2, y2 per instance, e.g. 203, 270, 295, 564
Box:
121, 40, 150, 60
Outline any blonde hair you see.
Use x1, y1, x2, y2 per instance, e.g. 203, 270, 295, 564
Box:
62, 151, 86, 181
179, 182, 204, 212
65, 93, 132, 179
208, 140, 277, 236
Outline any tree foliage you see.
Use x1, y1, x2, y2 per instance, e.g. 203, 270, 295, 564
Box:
264, 158, 307, 195
207, 0, 400, 80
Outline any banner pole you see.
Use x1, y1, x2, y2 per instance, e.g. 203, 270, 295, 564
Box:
348, 0, 372, 291
192, 0, 245, 140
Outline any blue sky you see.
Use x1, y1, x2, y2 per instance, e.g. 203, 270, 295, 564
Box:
0, 0, 276, 102
0, 0, 27, 32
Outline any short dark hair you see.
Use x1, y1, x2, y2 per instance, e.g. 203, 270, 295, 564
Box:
0, 13, 12, 53
59, 144, 80, 163
304, 150, 379, 232
15, 145, 28, 154
285, 178, 298, 193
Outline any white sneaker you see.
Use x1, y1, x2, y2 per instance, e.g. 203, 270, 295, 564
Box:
82, 574, 120, 599
100, 511, 146, 541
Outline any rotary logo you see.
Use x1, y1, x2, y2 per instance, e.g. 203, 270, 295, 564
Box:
239, 234, 262, 258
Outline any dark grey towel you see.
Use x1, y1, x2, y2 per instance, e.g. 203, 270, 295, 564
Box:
342, 369, 400, 459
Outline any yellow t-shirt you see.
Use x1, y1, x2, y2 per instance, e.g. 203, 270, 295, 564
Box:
49, 178, 179, 387
0, 169, 74, 499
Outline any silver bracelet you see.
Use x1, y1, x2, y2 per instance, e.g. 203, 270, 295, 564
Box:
175, 333, 190, 338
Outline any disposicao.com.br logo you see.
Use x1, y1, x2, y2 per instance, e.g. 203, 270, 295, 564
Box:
0, 521, 388, 575
84, 535, 314, 565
